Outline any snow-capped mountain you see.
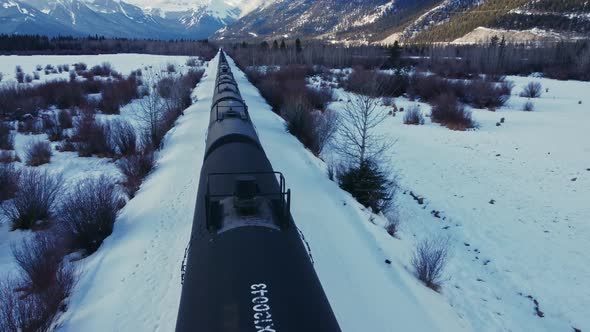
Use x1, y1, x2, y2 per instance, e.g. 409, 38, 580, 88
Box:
0, 0, 78, 36
216, 0, 590, 43
0, 0, 275, 39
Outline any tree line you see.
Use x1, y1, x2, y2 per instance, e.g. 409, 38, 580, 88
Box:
0, 35, 216, 59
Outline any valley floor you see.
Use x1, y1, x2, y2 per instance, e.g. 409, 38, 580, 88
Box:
1, 52, 588, 331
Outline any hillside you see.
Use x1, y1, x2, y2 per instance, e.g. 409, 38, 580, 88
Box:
215, 0, 590, 44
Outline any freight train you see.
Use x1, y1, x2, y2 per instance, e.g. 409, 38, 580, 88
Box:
175, 50, 341, 332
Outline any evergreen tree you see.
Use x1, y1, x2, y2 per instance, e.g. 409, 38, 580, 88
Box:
295, 38, 303, 53
338, 160, 393, 213
280, 39, 286, 50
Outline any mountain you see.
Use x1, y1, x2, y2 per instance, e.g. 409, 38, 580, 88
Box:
0, 0, 79, 36
0, 0, 274, 39
215, 0, 590, 44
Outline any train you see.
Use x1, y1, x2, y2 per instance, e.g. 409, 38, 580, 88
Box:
175, 50, 341, 332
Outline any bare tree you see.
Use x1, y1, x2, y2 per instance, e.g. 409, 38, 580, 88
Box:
135, 68, 167, 149
334, 92, 390, 167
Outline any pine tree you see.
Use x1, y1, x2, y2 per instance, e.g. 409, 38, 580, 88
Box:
295, 38, 303, 53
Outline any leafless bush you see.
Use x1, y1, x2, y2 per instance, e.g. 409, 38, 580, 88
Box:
523, 101, 535, 112
69, 70, 77, 82
18, 117, 43, 134
0, 255, 76, 332
0, 164, 21, 201
2, 169, 63, 230
25, 75, 33, 83
431, 93, 475, 130
520, 82, 542, 98
382, 97, 394, 106
109, 119, 137, 156
403, 105, 425, 125
33, 72, 40, 80
74, 111, 113, 157
73, 62, 87, 72
24, 140, 52, 166
306, 87, 333, 111
385, 210, 400, 237
11, 231, 67, 293
0, 73, 3, 82
59, 176, 124, 254
313, 109, 339, 156
412, 237, 449, 291
186, 57, 199, 67
117, 148, 155, 197
0, 122, 15, 150
166, 63, 176, 73
16, 71, 25, 84
89, 62, 113, 77
58, 109, 73, 129
0, 150, 20, 164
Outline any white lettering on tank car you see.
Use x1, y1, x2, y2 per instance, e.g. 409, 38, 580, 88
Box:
250, 283, 276, 332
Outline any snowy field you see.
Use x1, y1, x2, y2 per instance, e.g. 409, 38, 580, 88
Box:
0, 54, 194, 85
0, 53, 202, 329
317, 74, 590, 331
2, 51, 589, 332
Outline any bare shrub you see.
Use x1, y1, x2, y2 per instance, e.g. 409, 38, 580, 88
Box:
74, 111, 113, 157
89, 62, 113, 77
69, 70, 77, 82
0, 150, 20, 163
523, 101, 535, 112
306, 87, 333, 111
58, 109, 73, 129
24, 140, 52, 166
0, 122, 15, 150
117, 149, 155, 196
25, 74, 33, 83
1, 245, 76, 332
73, 63, 87, 72
463, 79, 512, 109
16, 71, 25, 84
0, 73, 2, 82
18, 117, 43, 134
2, 169, 63, 230
313, 109, 339, 156
520, 82, 542, 98
385, 211, 400, 237
412, 237, 449, 291
431, 93, 475, 130
11, 231, 67, 293
33, 72, 40, 80
109, 119, 137, 156
0, 164, 21, 202
403, 105, 425, 125
59, 176, 124, 254
166, 63, 176, 73
186, 57, 199, 67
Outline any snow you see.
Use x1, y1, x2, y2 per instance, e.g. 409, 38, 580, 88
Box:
125, 0, 274, 18
0, 54, 191, 86
0, 53, 200, 329
314, 73, 590, 331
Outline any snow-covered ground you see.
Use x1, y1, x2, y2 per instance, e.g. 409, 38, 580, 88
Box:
0, 53, 203, 329
0, 54, 193, 85
316, 74, 590, 331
